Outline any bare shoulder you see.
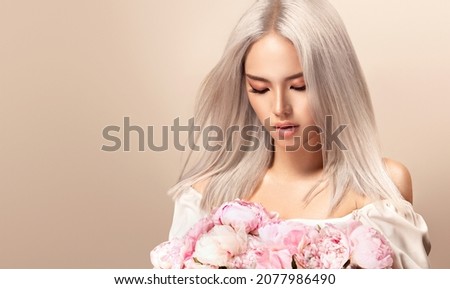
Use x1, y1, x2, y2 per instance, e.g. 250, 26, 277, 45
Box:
383, 157, 413, 203
192, 178, 211, 195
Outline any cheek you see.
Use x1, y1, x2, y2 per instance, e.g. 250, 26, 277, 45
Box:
292, 98, 315, 123
303, 103, 316, 125
247, 96, 269, 121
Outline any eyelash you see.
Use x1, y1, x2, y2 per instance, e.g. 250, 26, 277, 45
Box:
250, 88, 269, 94
249, 86, 306, 94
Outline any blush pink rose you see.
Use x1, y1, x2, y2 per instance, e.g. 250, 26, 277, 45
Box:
212, 200, 277, 234
193, 225, 248, 267
347, 222, 393, 268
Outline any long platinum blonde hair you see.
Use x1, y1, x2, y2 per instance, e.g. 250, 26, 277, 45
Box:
167, 0, 407, 213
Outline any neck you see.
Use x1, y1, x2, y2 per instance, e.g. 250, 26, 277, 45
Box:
269, 146, 323, 181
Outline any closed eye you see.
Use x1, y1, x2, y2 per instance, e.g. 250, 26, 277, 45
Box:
249, 87, 269, 94
291, 85, 306, 91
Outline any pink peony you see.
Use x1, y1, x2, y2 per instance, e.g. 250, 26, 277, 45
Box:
295, 225, 350, 269
183, 217, 215, 260
212, 200, 277, 234
258, 221, 309, 254
254, 248, 293, 269
228, 233, 293, 269
150, 238, 186, 269
150, 200, 394, 270
347, 221, 393, 268
193, 225, 248, 267
227, 249, 259, 269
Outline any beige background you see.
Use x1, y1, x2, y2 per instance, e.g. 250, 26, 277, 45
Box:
0, 0, 449, 268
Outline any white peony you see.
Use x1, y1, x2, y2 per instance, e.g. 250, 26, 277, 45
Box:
193, 225, 247, 267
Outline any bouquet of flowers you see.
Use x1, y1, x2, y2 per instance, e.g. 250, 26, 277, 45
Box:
151, 200, 393, 269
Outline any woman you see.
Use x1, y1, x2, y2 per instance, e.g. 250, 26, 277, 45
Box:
166, 0, 431, 268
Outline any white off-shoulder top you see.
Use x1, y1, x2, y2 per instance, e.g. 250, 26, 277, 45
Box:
168, 186, 431, 269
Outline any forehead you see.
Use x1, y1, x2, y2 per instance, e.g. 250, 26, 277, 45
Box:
244, 33, 303, 80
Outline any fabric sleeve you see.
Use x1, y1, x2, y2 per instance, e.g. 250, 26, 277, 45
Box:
354, 201, 431, 268
168, 187, 207, 240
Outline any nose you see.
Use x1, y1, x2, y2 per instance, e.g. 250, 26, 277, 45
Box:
273, 88, 292, 117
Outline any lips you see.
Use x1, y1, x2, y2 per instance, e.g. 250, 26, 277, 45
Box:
274, 122, 299, 129
273, 122, 299, 139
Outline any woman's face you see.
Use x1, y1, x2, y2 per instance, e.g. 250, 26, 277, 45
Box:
244, 32, 317, 151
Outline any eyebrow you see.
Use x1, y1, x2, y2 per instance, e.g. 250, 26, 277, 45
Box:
245, 72, 304, 82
